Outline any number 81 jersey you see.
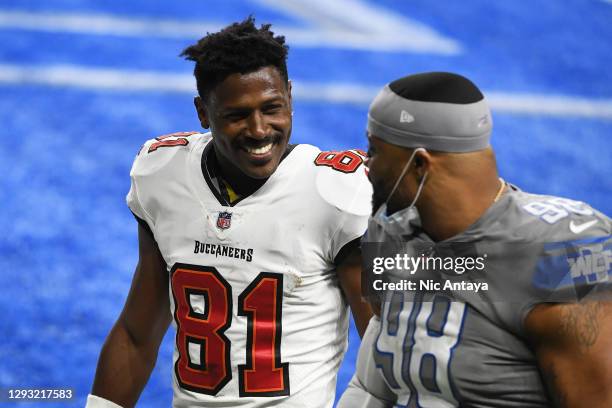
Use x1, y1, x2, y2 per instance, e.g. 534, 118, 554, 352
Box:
126, 132, 372, 407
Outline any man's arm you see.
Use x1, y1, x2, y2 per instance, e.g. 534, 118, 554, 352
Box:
337, 316, 395, 408
525, 301, 612, 408
90, 223, 172, 407
336, 245, 374, 338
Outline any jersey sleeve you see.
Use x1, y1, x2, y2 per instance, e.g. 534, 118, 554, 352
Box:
126, 143, 155, 231
125, 132, 202, 234
461, 193, 612, 338
512, 198, 612, 336
314, 149, 373, 264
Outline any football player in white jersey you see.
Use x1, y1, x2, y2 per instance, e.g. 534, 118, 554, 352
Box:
87, 17, 373, 408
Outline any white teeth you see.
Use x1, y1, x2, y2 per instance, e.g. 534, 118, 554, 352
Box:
246, 143, 273, 155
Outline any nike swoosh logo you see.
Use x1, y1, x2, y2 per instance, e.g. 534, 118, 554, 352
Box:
569, 219, 598, 234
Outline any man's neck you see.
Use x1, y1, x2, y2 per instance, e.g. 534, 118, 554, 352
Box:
418, 176, 504, 242
203, 144, 266, 199
214, 151, 267, 198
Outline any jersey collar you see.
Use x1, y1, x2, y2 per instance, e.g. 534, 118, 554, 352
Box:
200, 140, 297, 207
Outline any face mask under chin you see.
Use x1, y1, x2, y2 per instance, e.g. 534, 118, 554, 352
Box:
366, 147, 428, 242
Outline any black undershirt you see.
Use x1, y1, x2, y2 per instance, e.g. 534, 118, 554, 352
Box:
201, 142, 297, 207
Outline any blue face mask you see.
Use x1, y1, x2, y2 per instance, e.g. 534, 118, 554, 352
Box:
366, 148, 428, 241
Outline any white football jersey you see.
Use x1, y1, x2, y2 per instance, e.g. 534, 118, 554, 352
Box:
126, 132, 372, 407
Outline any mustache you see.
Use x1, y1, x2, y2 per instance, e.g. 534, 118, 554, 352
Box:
233, 132, 284, 149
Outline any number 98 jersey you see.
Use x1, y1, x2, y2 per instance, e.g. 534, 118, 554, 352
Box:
126, 132, 372, 407
366, 186, 611, 407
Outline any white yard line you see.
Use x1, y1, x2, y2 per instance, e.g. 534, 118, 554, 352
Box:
251, 0, 461, 53
1, 63, 611, 119
0, 7, 460, 53
0, 10, 221, 39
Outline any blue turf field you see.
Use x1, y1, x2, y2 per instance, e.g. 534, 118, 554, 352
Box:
0, 1, 611, 407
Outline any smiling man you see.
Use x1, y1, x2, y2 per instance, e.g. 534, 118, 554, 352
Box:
87, 17, 373, 408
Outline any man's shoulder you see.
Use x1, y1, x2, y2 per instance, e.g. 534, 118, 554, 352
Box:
130, 131, 208, 177
504, 188, 611, 243
512, 189, 612, 243
505, 190, 612, 306
294, 146, 372, 216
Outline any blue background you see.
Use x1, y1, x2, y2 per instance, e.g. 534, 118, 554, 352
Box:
1, 0, 611, 406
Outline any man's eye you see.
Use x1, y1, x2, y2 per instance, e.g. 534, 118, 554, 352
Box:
263, 105, 282, 113
225, 112, 247, 120
367, 148, 374, 157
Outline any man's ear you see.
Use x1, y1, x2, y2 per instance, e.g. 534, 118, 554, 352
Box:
194, 96, 210, 129
414, 149, 432, 179
287, 79, 293, 111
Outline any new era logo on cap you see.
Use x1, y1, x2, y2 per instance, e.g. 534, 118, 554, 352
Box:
400, 110, 415, 123
477, 114, 489, 127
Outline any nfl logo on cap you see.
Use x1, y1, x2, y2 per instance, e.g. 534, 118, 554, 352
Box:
216, 211, 232, 230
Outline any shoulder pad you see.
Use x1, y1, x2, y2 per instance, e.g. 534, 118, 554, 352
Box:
131, 131, 206, 177
515, 193, 611, 241
492, 192, 612, 305
314, 149, 373, 216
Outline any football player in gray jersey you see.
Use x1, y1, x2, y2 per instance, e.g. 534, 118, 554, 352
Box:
338, 72, 612, 408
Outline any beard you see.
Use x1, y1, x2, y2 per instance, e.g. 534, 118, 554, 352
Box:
371, 177, 416, 216
370, 179, 390, 216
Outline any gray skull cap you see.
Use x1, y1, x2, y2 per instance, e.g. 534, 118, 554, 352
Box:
367, 72, 492, 152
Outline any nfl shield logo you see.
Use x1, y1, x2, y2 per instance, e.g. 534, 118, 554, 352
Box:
216, 211, 232, 230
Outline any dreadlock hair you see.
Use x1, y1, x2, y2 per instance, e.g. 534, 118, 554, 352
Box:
181, 16, 289, 101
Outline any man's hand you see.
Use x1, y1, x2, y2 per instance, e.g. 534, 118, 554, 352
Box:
91, 223, 172, 407
525, 300, 612, 408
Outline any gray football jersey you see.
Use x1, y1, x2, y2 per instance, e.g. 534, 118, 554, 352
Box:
369, 185, 612, 407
